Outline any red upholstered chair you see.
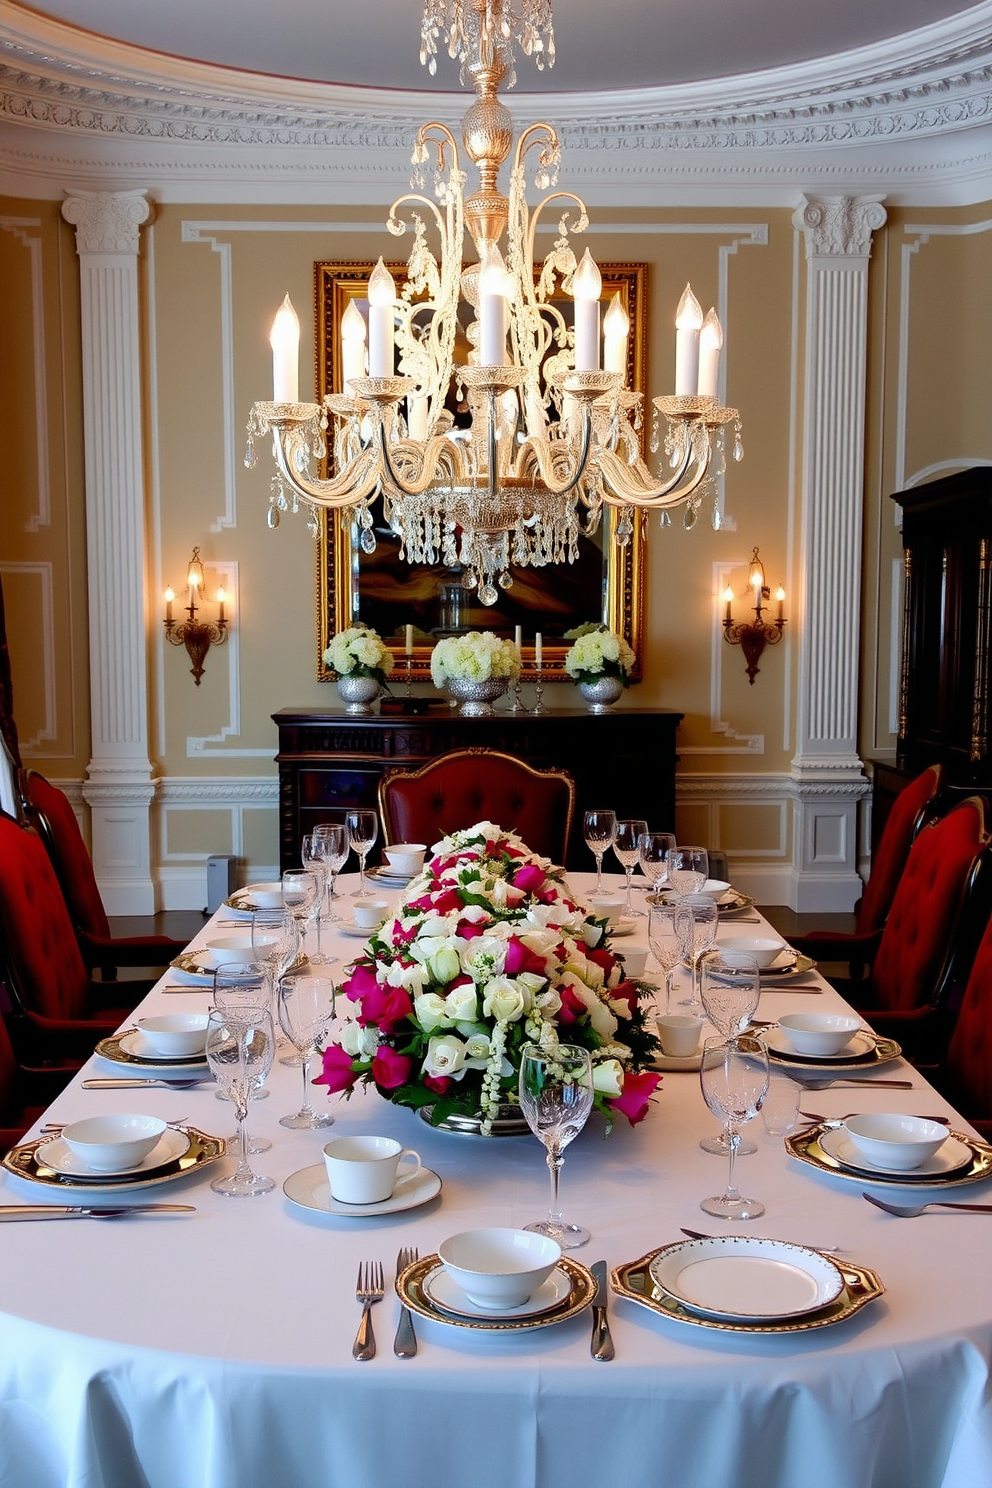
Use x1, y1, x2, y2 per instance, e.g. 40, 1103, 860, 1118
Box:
0, 814, 148, 1065
929, 916, 992, 1138
0, 1016, 70, 1155
23, 770, 186, 978
379, 749, 576, 865
790, 764, 943, 963
805, 796, 991, 1057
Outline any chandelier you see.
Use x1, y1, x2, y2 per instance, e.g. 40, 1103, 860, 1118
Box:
245, 0, 742, 607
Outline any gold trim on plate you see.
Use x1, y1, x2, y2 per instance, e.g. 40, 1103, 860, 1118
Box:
785, 1122, 992, 1190
767, 1035, 902, 1074
396, 1253, 596, 1331
94, 1030, 209, 1070
2, 1126, 226, 1192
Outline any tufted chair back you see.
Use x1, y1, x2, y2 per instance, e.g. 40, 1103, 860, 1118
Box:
379, 749, 576, 864
23, 770, 112, 940
857, 764, 943, 934
868, 796, 989, 1013
0, 814, 93, 1023
939, 916, 992, 1132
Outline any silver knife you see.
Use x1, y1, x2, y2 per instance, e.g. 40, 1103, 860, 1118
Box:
0, 1204, 196, 1220
82, 1078, 213, 1090
590, 1260, 615, 1361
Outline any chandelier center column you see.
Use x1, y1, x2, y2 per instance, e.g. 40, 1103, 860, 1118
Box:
790, 194, 887, 911
62, 189, 156, 915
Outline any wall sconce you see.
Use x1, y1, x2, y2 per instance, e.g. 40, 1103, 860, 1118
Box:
722, 547, 786, 684
164, 547, 229, 685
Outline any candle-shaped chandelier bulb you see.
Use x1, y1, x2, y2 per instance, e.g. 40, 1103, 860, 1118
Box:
572, 249, 603, 372
340, 300, 368, 388
603, 293, 629, 376
367, 258, 396, 376
479, 244, 511, 365
675, 284, 703, 395
270, 294, 300, 403
697, 309, 723, 398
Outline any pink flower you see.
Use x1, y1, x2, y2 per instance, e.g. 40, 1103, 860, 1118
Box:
609, 1070, 661, 1126
457, 919, 487, 941
557, 985, 586, 1025
512, 863, 547, 894
611, 980, 639, 1016
341, 962, 379, 1004
433, 887, 463, 915
313, 1044, 359, 1094
424, 1074, 453, 1095
505, 936, 549, 979
372, 1046, 413, 1090
357, 983, 413, 1033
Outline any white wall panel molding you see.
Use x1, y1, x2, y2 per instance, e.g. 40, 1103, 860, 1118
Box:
62, 186, 156, 916
179, 226, 236, 532
675, 772, 791, 903
2, 7, 992, 204
156, 775, 279, 908
0, 560, 55, 751
0, 215, 49, 532
158, 777, 278, 805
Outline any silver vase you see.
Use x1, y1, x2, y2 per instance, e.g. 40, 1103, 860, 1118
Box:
418, 1103, 530, 1136
578, 676, 624, 713
337, 675, 381, 714
444, 676, 509, 717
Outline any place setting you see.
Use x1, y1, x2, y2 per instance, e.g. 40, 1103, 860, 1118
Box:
94, 1013, 215, 1076
761, 1013, 902, 1073
786, 1111, 992, 1190
2, 1110, 225, 1195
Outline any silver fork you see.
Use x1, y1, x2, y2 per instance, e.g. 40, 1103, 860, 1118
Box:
353, 1260, 385, 1360
785, 1076, 914, 1091
393, 1246, 419, 1358
863, 1191, 992, 1218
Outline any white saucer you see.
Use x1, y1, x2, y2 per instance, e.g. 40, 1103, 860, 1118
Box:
423, 1264, 572, 1319
35, 1127, 191, 1180
765, 1027, 877, 1064
337, 921, 383, 939
117, 1030, 209, 1069
650, 1050, 703, 1072
282, 1163, 442, 1217
608, 920, 638, 938
819, 1126, 973, 1179
368, 869, 411, 888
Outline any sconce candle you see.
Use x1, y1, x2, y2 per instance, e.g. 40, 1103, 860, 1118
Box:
675, 285, 703, 395
164, 587, 174, 624
367, 258, 396, 377
697, 309, 723, 398
340, 300, 367, 389
534, 631, 543, 669
270, 294, 300, 403
722, 548, 786, 685
164, 546, 230, 686
217, 588, 227, 624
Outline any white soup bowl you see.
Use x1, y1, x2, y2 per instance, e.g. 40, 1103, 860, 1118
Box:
842, 1113, 947, 1170
135, 1013, 209, 1057
205, 934, 257, 966
438, 1228, 561, 1310
778, 1012, 861, 1057
62, 1113, 167, 1172
720, 935, 786, 969
245, 882, 283, 909
384, 844, 427, 876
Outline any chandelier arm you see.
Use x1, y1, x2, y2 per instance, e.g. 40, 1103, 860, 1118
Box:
377, 426, 465, 498
271, 429, 382, 509
526, 191, 588, 283
513, 121, 558, 176
413, 121, 462, 176
514, 408, 594, 497
387, 192, 446, 243
594, 444, 712, 510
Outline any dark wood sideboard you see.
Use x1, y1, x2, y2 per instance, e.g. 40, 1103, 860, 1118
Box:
273, 707, 683, 872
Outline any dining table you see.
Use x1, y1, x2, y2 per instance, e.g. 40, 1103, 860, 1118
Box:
1, 871, 992, 1488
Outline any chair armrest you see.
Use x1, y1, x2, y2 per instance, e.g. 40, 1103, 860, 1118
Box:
80, 930, 188, 968
787, 929, 883, 963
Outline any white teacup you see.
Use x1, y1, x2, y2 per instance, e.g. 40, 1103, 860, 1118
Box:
352, 898, 390, 930
587, 895, 625, 928
322, 1135, 422, 1204
656, 1013, 704, 1058
619, 946, 648, 978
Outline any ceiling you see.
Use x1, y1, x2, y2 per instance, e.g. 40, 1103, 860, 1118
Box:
15, 0, 984, 95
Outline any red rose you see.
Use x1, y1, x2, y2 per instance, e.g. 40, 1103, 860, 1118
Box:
341, 962, 379, 1004
457, 919, 487, 941
313, 1044, 359, 1094
608, 1070, 661, 1126
505, 935, 548, 979
586, 947, 617, 976
611, 979, 639, 1015
372, 1046, 413, 1090
424, 1074, 453, 1095
557, 985, 586, 1025
512, 863, 547, 894
357, 983, 413, 1032
433, 887, 463, 915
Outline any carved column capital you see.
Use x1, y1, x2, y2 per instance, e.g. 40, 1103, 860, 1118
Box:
793, 195, 887, 259
61, 190, 152, 256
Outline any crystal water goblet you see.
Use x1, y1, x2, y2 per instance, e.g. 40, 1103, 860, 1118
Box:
638, 831, 675, 903
282, 870, 319, 957
205, 1007, 276, 1198
313, 822, 349, 924
699, 1035, 769, 1220
345, 808, 379, 896
582, 809, 616, 893
668, 845, 709, 898
699, 949, 761, 1155
679, 894, 719, 1010
648, 900, 695, 1014
211, 963, 273, 1147
277, 974, 336, 1130
518, 1042, 594, 1249
300, 835, 332, 963
613, 818, 648, 916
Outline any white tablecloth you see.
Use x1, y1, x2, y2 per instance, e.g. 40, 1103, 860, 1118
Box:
2, 875, 991, 1488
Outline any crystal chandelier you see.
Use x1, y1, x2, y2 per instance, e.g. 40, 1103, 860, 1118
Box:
246, 0, 742, 607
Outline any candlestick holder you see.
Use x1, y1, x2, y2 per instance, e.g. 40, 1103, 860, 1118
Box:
404, 656, 413, 697
530, 677, 547, 715
507, 677, 525, 713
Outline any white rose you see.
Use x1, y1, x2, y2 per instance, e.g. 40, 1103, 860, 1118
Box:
413, 993, 451, 1033
422, 1034, 467, 1079
482, 976, 527, 1022
429, 946, 463, 985
560, 972, 618, 1041
592, 1058, 624, 1097
444, 983, 478, 1023
340, 1021, 379, 1058
582, 921, 605, 949
463, 1031, 492, 1061
461, 935, 507, 982
535, 988, 562, 1017
384, 961, 428, 994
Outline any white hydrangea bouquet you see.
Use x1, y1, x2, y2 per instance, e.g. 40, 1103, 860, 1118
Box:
563, 624, 636, 687
430, 631, 522, 688
316, 821, 661, 1134
323, 624, 395, 685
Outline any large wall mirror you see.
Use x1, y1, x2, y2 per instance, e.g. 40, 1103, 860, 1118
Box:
315, 260, 648, 681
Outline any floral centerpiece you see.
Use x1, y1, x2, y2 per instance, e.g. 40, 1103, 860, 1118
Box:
316, 821, 662, 1134
323, 624, 395, 714
563, 623, 636, 713
430, 631, 522, 716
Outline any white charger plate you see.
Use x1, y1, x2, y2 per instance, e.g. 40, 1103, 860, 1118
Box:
282, 1162, 441, 1217
648, 1236, 844, 1323
118, 1030, 209, 1069
35, 1127, 192, 1180
818, 1125, 973, 1179
764, 1027, 876, 1065
424, 1264, 572, 1320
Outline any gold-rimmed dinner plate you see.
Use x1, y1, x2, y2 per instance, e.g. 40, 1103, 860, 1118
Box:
2, 1126, 225, 1193
817, 1125, 974, 1180
34, 1127, 192, 1181
424, 1264, 574, 1320
94, 1030, 209, 1075
169, 949, 307, 982
612, 1247, 884, 1334
682, 951, 817, 981
648, 1236, 845, 1322
397, 1253, 595, 1332
786, 1121, 992, 1189
765, 1033, 902, 1075
658, 889, 756, 917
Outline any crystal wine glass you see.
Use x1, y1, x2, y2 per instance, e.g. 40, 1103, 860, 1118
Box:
668, 846, 709, 898
582, 809, 616, 894
300, 835, 331, 963
518, 1041, 594, 1249
648, 900, 695, 1014
698, 949, 761, 1155
211, 963, 273, 1146
678, 894, 719, 1010
282, 870, 319, 957
277, 974, 336, 1130
313, 822, 349, 924
699, 1035, 769, 1220
251, 909, 300, 983
613, 818, 648, 916
638, 831, 675, 903
205, 1006, 276, 1198
345, 808, 379, 896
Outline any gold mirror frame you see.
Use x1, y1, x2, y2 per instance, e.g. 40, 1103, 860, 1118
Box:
315, 260, 648, 681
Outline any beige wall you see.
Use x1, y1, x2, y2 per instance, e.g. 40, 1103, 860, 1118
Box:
3, 189, 991, 902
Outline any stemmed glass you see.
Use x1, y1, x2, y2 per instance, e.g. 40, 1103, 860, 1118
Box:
212, 964, 273, 1149
638, 831, 676, 903
679, 894, 719, 1009
205, 1007, 276, 1198
698, 949, 761, 1155
668, 846, 709, 898
277, 975, 336, 1130
282, 870, 320, 957
300, 836, 331, 963
313, 822, 349, 925
582, 810, 616, 893
518, 1042, 594, 1249
699, 1035, 769, 1220
345, 809, 379, 896
613, 818, 648, 916
251, 909, 300, 984
648, 901, 695, 1014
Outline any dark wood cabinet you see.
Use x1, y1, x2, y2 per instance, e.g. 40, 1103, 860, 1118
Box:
272, 706, 683, 871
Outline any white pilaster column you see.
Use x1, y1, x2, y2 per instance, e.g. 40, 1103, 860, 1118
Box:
790, 195, 887, 912
62, 189, 156, 915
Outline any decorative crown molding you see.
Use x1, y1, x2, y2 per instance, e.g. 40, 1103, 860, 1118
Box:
61, 187, 150, 253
